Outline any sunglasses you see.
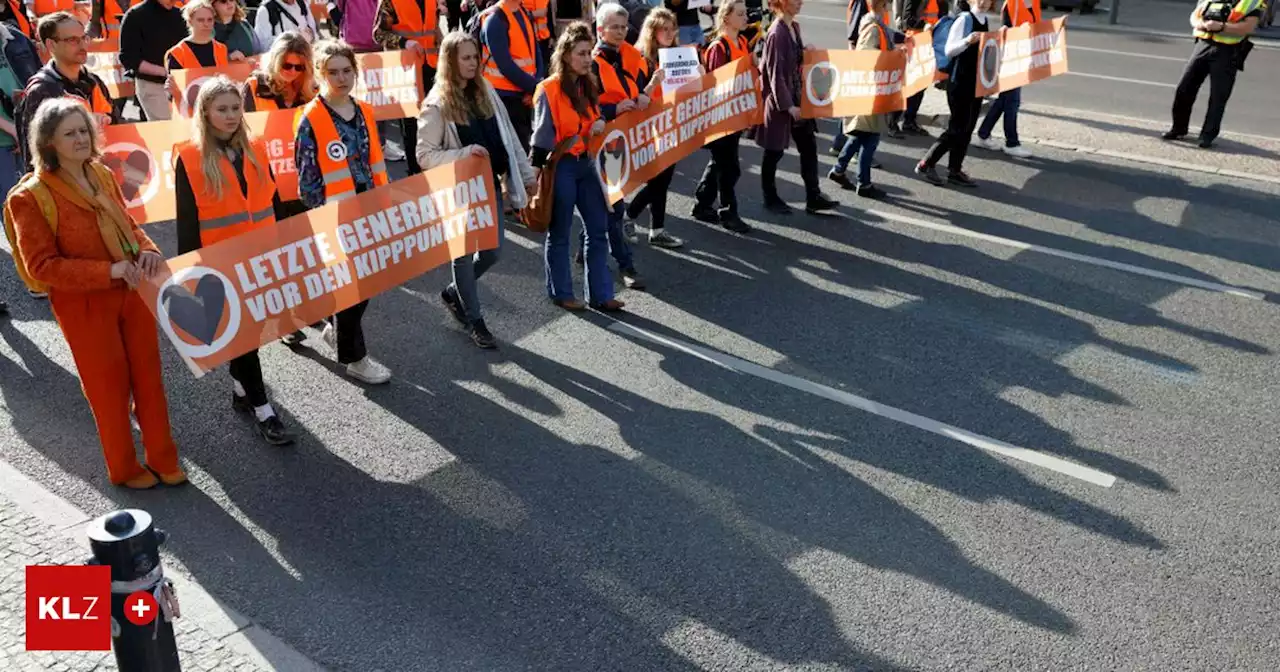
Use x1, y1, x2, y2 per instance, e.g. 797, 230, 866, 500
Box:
281, 62, 307, 72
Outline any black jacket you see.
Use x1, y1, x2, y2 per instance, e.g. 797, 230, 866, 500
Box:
16, 62, 116, 171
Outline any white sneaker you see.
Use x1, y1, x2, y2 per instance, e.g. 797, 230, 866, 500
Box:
27, 288, 47, 299
346, 357, 391, 385
976, 136, 1002, 151
383, 140, 405, 161
1003, 145, 1032, 158
321, 322, 337, 350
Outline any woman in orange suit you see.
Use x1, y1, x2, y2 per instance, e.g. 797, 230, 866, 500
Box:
8, 97, 186, 490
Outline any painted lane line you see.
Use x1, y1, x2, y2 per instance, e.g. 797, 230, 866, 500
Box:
864, 209, 1266, 300
1067, 44, 1188, 62
1064, 71, 1176, 88
609, 322, 1118, 488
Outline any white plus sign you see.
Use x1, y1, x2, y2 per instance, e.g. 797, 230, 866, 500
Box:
131, 599, 151, 619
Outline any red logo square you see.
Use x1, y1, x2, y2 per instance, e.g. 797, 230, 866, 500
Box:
25, 565, 111, 651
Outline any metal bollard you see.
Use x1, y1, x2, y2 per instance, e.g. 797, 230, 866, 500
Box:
86, 509, 182, 672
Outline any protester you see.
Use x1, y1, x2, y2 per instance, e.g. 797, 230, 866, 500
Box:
1164, 0, 1263, 149
522, 0, 552, 64
331, 0, 381, 53
481, 0, 543, 151
626, 6, 686, 248
891, 0, 946, 135
974, 0, 1036, 157
692, 0, 750, 233
118, 0, 187, 121
373, 0, 440, 175
8, 98, 185, 488
214, 0, 262, 59
254, 0, 319, 46
294, 39, 393, 383
0, 14, 39, 86
664, 0, 703, 46
0, 0, 32, 38
92, 0, 130, 38
755, 0, 837, 215
243, 30, 316, 114
0, 23, 24, 209
172, 77, 295, 445
167, 0, 237, 71
585, 3, 652, 289
828, 0, 889, 198
416, 31, 535, 349
532, 22, 621, 312
915, 0, 988, 187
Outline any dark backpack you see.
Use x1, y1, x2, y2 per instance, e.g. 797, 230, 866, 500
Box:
467, 0, 500, 46
263, 0, 312, 35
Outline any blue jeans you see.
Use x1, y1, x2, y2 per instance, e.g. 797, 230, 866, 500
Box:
546, 155, 613, 304
678, 24, 704, 47
580, 200, 634, 271
977, 87, 1021, 147
0, 148, 20, 222
448, 188, 503, 322
832, 131, 881, 187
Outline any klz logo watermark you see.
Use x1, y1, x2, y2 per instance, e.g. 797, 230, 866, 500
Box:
25, 565, 111, 651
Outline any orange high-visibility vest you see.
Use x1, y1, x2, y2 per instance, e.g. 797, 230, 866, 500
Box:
173, 139, 278, 246
1006, 0, 1041, 27
483, 4, 537, 93
869, 15, 889, 50
165, 39, 229, 70
593, 42, 648, 106
8, 0, 32, 37
533, 77, 596, 157
706, 34, 749, 66
521, 0, 550, 41
245, 74, 282, 111
907, 0, 940, 35
65, 82, 115, 116
389, 0, 439, 68
101, 0, 127, 35
31, 0, 72, 16
299, 97, 388, 203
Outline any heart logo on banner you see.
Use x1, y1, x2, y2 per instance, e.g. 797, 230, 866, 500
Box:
161, 275, 227, 346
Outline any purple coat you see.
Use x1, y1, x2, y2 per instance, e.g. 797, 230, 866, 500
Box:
753, 19, 806, 152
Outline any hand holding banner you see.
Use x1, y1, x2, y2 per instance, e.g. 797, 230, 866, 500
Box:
800, 48, 908, 119
591, 57, 763, 205
139, 157, 499, 377
974, 18, 1069, 97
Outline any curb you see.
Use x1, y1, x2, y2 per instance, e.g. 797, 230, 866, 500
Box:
1062, 21, 1280, 49
0, 459, 327, 672
903, 110, 1280, 187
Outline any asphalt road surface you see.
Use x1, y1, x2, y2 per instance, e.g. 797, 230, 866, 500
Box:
3, 23, 1280, 672
799, 0, 1280, 140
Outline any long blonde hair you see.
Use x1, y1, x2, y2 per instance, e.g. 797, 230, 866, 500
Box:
713, 0, 746, 42
262, 31, 316, 102
192, 76, 263, 199
549, 22, 598, 117
432, 31, 495, 124
636, 8, 676, 64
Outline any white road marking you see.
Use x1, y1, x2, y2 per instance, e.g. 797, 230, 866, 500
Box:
1064, 71, 1176, 88
609, 322, 1118, 487
1068, 44, 1188, 62
864, 209, 1266, 300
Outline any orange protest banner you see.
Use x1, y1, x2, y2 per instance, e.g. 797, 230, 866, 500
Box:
902, 32, 937, 99
166, 50, 422, 119
100, 110, 303, 224
592, 57, 762, 205
86, 49, 133, 99
138, 157, 499, 377
975, 17, 1069, 97
800, 48, 908, 119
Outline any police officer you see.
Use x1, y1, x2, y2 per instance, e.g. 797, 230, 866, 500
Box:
1163, 0, 1264, 149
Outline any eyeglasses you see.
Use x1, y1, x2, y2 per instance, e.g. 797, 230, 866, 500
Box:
51, 35, 88, 46
281, 62, 307, 72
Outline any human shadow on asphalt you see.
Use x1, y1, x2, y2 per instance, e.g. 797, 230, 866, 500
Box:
974, 155, 1280, 279
1022, 109, 1280, 162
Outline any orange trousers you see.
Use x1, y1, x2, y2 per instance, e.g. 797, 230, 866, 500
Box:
50, 287, 180, 484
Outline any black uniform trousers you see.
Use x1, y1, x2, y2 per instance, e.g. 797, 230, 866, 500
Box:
1170, 38, 1240, 143
923, 84, 983, 174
